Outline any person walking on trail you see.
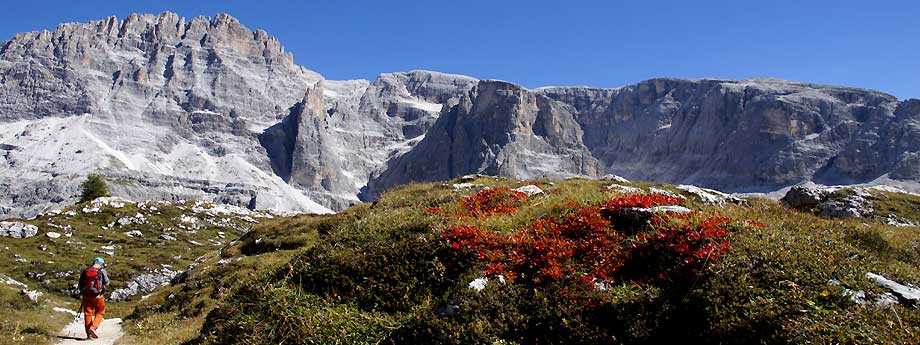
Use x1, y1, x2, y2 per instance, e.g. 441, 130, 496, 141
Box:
78, 257, 110, 340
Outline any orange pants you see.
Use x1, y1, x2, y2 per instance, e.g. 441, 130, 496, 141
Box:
81, 295, 106, 335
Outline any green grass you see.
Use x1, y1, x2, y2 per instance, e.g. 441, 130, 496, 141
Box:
874, 190, 920, 222
0, 199, 267, 343
165, 177, 920, 344
0, 283, 72, 345
13, 177, 919, 344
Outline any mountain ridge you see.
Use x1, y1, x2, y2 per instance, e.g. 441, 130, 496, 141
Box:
1, 12, 918, 218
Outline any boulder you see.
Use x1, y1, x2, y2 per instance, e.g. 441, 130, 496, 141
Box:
513, 185, 544, 196
124, 230, 143, 238
0, 222, 38, 238
866, 272, 920, 306
108, 268, 181, 302
676, 185, 743, 205
21, 289, 42, 302
781, 184, 829, 210
607, 184, 643, 194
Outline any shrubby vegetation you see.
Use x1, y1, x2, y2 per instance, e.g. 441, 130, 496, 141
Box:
4, 176, 917, 344
79, 174, 110, 203
122, 177, 919, 344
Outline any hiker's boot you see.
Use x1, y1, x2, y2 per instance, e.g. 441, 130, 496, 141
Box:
88, 328, 99, 339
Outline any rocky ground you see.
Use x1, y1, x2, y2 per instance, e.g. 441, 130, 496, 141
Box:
0, 196, 274, 345
781, 182, 920, 226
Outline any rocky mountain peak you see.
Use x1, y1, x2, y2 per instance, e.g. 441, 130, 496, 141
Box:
0, 13, 917, 219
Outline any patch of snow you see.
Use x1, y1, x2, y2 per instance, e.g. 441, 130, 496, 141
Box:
190, 109, 221, 116
868, 184, 920, 197
46, 231, 61, 239
398, 97, 444, 113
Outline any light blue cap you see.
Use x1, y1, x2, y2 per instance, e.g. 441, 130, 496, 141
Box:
93, 257, 105, 264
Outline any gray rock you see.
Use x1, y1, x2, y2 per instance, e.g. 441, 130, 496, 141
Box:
819, 191, 874, 218
885, 214, 918, 227
676, 185, 743, 205
866, 272, 920, 306
603, 204, 692, 230
513, 185, 544, 196
819, 201, 862, 218
108, 268, 180, 302
0, 221, 38, 238
607, 184, 644, 194
781, 185, 878, 219
781, 184, 829, 209
366, 80, 601, 197
0, 13, 918, 219
637, 205, 693, 214
602, 175, 632, 184
828, 278, 898, 306
124, 230, 143, 238
20, 289, 42, 302
159, 234, 177, 241
539, 79, 920, 192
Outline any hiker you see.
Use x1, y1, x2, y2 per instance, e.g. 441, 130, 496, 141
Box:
78, 257, 110, 339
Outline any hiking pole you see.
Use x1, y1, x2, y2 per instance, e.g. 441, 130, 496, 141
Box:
75, 298, 83, 322
74, 297, 85, 329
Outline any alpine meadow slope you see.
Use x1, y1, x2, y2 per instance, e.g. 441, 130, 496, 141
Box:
0, 12, 918, 218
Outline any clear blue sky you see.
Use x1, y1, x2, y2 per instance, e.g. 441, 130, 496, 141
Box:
1, 0, 917, 99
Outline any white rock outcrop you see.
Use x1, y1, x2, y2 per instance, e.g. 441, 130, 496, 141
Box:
0, 222, 38, 238
0, 13, 917, 220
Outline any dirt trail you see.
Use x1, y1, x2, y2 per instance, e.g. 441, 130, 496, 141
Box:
56, 314, 124, 345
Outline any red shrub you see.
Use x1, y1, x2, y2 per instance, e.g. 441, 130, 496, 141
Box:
442, 194, 735, 299
746, 220, 767, 228
600, 193, 686, 211
458, 188, 528, 217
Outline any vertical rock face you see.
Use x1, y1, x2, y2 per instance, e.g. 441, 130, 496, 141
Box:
366, 80, 600, 196
0, 12, 918, 218
0, 12, 481, 218
0, 12, 330, 217
261, 81, 352, 209
536, 79, 919, 192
